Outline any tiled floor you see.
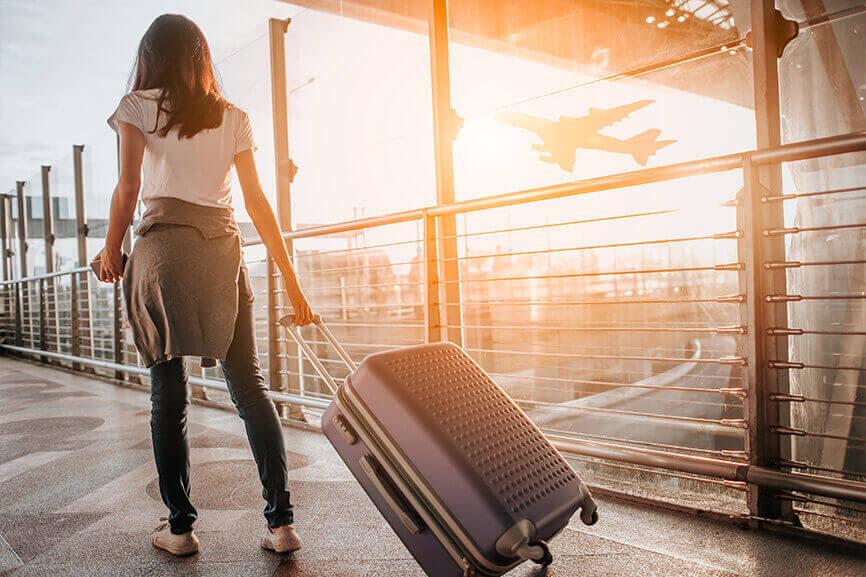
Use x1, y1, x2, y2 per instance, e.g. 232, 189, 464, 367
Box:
0, 356, 863, 577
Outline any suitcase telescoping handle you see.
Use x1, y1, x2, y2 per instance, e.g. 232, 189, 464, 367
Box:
278, 313, 357, 395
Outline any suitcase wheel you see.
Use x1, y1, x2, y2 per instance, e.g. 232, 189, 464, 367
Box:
580, 501, 599, 526
531, 540, 553, 568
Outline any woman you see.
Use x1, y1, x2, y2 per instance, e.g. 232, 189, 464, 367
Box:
99, 14, 313, 557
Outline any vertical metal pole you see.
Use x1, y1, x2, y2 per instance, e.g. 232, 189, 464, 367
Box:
423, 211, 442, 343
70, 273, 81, 371
73, 145, 94, 366
15, 181, 28, 279
268, 17, 304, 417
270, 17, 294, 233
41, 165, 60, 356
113, 281, 124, 378
15, 181, 29, 349
73, 145, 88, 266
40, 166, 54, 274
38, 278, 48, 363
0, 197, 8, 341
14, 281, 22, 347
428, 0, 462, 346
0, 196, 9, 282
747, 0, 794, 523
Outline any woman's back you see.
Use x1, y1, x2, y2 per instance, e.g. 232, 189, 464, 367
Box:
109, 88, 255, 208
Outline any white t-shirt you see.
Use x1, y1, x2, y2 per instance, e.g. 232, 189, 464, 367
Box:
108, 89, 257, 208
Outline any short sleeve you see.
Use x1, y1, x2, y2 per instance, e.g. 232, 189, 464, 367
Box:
234, 110, 258, 155
108, 93, 145, 133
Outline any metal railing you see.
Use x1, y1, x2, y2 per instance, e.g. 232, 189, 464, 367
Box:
4, 130, 865, 543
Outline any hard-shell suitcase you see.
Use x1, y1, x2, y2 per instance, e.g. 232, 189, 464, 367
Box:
280, 315, 598, 576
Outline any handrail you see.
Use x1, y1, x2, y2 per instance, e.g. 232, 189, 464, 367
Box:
0, 265, 89, 286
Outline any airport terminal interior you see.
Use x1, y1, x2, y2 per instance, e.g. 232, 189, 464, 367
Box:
1, 0, 865, 575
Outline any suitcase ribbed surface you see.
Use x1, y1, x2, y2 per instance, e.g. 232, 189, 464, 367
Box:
385, 345, 577, 514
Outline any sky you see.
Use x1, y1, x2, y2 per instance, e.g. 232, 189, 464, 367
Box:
0, 0, 300, 190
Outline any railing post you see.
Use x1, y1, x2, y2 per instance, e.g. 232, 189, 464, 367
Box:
428, 0, 463, 346
15, 181, 29, 349
70, 273, 81, 371
73, 145, 89, 265
0, 196, 8, 342
73, 144, 94, 365
0, 195, 9, 282
14, 281, 22, 347
423, 211, 442, 343
740, 156, 795, 524
41, 165, 61, 357
112, 281, 124, 379
268, 17, 305, 418
38, 277, 47, 363
745, 0, 796, 524
15, 181, 28, 279
40, 166, 54, 274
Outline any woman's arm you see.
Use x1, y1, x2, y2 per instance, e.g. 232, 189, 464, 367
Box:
234, 149, 314, 327
99, 121, 144, 282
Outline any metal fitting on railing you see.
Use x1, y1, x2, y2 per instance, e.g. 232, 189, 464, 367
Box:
721, 449, 750, 460
767, 327, 803, 336
763, 227, 798, 236
768, 360, 804, 369
722, 480, 749, 491
769, 393, 806, 402
715, 294, 746, 303
721, 419, 749, 429
766, 294, 802, 302
716, 325, 747, 334
764, 261, 800, 269
719, 356, 748, 366
719, 387, 748, 399
770, 425, 807, 436
713, 230, 742, 240
715, 262, 744, 271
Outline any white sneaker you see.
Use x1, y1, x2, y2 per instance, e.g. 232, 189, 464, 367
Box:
261, 524, 302, 554
151, 517, 200, 556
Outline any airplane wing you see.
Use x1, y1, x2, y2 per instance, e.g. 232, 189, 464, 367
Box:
583, 99, 655, 132
497, 111, 579, 171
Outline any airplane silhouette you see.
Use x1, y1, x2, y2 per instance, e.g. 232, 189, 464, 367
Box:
496, 100, 676, 171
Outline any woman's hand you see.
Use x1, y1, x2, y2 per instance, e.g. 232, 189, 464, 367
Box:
98, 245, 125, 283
287, 282, 314, 327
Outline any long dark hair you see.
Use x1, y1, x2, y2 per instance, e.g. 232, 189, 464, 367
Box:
130, 14, 228, 139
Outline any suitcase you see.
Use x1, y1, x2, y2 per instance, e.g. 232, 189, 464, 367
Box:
280, 314, 598, 577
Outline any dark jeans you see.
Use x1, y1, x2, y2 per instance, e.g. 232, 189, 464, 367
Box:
149, 298, 293, 535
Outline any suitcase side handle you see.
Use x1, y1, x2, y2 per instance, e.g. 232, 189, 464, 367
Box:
279, 314, 358, 395
360, 454, 425, 535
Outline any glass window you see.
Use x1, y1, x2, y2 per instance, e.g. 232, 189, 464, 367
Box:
284, 6, 436, 228
778, 0, 866, 143
447, 0, 754, 200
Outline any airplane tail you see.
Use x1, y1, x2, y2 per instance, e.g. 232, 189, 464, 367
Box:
626, 129, 676, 166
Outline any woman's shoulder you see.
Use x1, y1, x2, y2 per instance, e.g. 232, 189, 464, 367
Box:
116, 89, 160, 112
125, 88, 161, 104
133, 88, 161, 96
223, 102, 249, 118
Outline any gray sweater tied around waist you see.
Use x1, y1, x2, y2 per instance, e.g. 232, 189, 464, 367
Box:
123, 197, 253, 368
